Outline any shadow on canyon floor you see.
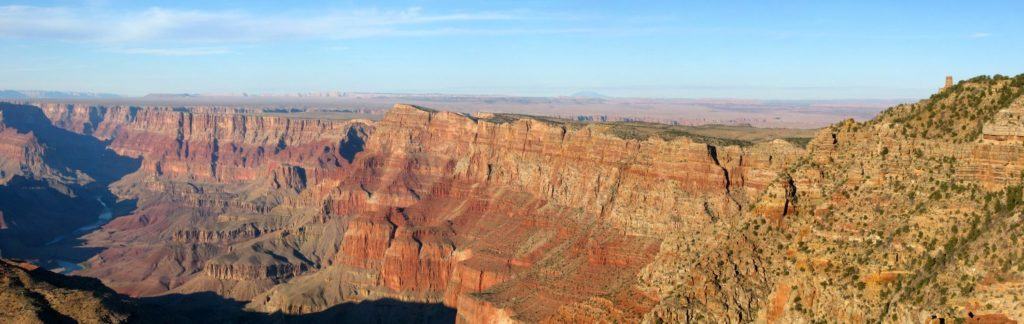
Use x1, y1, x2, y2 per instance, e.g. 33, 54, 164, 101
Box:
0, 103, 141, 268
136, 292, 456, 324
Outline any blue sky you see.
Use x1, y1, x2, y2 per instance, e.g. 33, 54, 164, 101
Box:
0, 0, 1021, 99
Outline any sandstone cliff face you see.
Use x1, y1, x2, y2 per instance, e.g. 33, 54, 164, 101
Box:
46, 103, 372, 300
0, 101, 806, 322
965, 97, 1024, 190
0, 112, 45, 184
35, 103, 367, 185
248, 104, 802, 322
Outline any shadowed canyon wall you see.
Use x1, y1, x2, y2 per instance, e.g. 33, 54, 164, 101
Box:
0, 103, 140, 259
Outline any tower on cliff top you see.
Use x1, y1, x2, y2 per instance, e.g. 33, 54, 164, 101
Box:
942, 75, 954, 90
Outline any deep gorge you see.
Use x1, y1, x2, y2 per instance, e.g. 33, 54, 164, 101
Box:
2, 76, 1024, 323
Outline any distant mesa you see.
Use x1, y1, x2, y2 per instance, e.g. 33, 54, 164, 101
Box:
142, 91, 351, 98
143, 93, 201, 98
0, 90, 120, 99
569, 91, 609, 99
0, 90, 27, 99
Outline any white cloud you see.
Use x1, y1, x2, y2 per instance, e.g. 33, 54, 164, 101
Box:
0, 5, 536, 43
969, 32, 991, 39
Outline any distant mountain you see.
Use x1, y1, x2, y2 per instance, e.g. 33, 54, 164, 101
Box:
569, 91, 609, 99
0, 90, 27, 99
143, 93, 200, 98
0, 90, 120, 99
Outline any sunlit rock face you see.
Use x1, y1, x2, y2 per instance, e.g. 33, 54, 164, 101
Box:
966, 98, 1024, 190
249, 104, 802, 322
0, 101, 801, 321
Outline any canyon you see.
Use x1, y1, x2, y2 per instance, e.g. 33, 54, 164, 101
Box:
1, 74, 1023, 323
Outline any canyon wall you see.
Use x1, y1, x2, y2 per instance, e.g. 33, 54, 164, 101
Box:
2, 75, 1023, 323
251, 105, 807, 322
0, 101, 803, 322
0, 103, 140, 247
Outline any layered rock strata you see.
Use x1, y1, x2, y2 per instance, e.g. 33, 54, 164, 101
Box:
1, 101, 802, 322
3, 75, 1023, 323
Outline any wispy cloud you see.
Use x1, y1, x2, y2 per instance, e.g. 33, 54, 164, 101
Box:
969, 32, 991, 39
109, 47, 231, 56
0, 5, 548, 44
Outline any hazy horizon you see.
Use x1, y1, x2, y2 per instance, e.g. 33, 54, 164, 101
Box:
2, 1, 1022, 100
0, 87, 929, 102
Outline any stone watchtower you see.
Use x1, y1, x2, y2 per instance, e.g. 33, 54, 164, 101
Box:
941, 76, 954, 90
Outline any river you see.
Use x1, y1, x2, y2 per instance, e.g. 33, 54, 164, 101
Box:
46, 196, 112, 274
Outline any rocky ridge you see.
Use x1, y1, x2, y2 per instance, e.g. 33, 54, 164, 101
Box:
0, 258, 131, 323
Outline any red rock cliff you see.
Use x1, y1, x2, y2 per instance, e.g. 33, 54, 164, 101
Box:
252, 104, 802, 322
2, 102, 802, 322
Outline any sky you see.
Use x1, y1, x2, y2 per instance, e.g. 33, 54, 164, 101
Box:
0, 0, 1022, 99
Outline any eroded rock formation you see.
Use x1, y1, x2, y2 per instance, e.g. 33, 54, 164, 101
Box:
1, 74, 1023, 323
0, 100, 801, 321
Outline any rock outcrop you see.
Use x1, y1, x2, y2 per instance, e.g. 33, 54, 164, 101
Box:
0, 259, 131, 323
723, 74, 1024, 323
